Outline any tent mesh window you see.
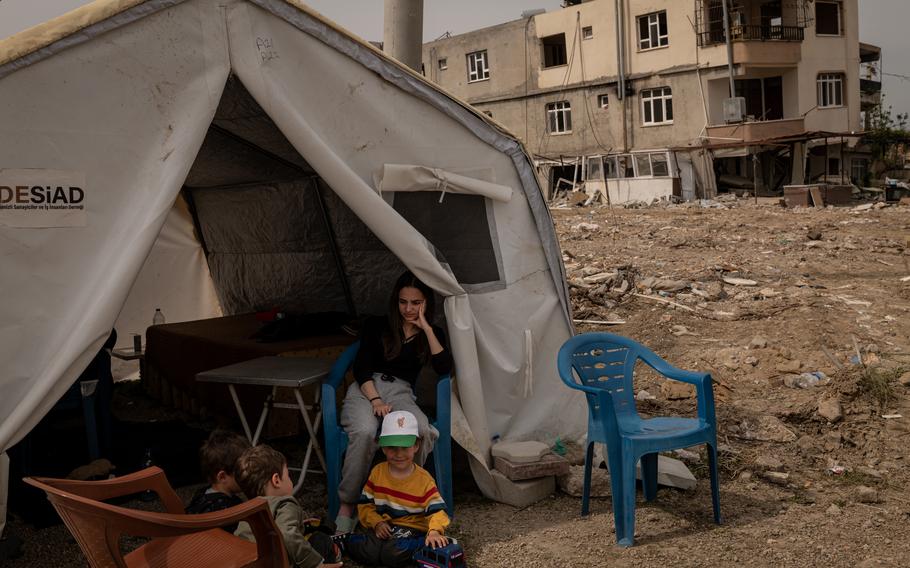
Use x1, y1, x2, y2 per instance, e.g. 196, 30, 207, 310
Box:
392, 192, 500, 285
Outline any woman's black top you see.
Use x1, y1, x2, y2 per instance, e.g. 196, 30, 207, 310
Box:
353, 316, 453, 387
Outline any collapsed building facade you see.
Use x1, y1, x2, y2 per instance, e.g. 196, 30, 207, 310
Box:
421, 0, 880, 203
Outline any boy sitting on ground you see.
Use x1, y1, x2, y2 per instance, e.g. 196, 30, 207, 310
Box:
186, 429, 250, 532
234, 445, 342, 568
346, 410, 450, 567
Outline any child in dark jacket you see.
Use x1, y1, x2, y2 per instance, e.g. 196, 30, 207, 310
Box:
185, 429, 250, 532
234, 445, 342, 568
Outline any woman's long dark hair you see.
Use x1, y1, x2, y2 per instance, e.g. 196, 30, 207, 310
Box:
383, 270, 435, 362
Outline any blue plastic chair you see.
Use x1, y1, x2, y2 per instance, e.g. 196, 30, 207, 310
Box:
322, 341, 453, 521
557, 332, 721, 546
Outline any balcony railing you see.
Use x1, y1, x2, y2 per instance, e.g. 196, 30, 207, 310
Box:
860, 79, 882, 94
698, 25, 805, 47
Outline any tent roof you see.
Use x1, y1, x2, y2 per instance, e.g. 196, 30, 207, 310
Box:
0, 0, 520, 141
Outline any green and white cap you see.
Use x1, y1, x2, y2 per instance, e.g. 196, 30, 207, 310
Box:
378, 410, 419, 447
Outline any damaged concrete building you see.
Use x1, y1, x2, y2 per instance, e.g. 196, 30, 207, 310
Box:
421, 0, 878, 203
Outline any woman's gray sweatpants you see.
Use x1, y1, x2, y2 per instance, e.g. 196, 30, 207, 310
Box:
338, 374, 438, 504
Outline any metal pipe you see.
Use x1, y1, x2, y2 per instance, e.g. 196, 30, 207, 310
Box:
383, 0, 424, 72
615, 0, 628, 151
721, 0, 736, 97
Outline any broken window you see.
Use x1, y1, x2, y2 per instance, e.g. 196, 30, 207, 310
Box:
651, 153, 670, 177
638, 11, 669, 50
542, 33, 568, 68
817, 73, 844, 107
467, 50, 489, 82
546, 101, 572, 134
815, 1, 841, 35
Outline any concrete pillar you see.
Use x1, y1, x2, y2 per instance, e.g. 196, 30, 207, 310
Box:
383, 0, 424, 72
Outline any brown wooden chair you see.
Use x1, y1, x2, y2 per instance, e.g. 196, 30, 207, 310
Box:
24, 466, 288, 568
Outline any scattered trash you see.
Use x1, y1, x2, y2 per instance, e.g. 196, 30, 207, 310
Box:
827, 464, 847, 475
783, 371, 828, 389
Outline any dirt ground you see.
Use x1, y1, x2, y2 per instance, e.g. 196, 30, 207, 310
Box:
7, 197, 910, 567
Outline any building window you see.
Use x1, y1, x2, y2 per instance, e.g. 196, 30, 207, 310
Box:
438, 57, 448, 70
582, 26, 594, 40
641, 87, 673, 125
650, 153, 670, 177
466, 50, 489, 82
597, 94, 609, 109
546, 101, 572, 134
638, 11, 668, 50
542, 33, 567, 68
815, 1, 841, 35
851, 158, 868, 184
817, 73, 844, 107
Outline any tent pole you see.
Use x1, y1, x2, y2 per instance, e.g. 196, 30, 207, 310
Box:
312, 178, 357, 317
207, 124, 357, 316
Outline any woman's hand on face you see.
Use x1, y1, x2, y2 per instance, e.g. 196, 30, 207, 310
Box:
371, 398, 392, 417
416, 302, 432, 332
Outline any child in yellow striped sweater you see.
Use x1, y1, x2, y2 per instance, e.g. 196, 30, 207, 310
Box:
346, 410, 449, 567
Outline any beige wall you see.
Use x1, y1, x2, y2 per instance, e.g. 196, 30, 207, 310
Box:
422, 0, 863, 158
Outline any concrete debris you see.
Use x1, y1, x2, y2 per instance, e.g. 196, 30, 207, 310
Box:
491, 469, 555, 508
783, 371, 828, 389
776, 359, 803, 373
492, 441, 552, 464
558, 465, 611, 497
760, 471, 790, 485
750, 336, 769, 349
572, 222, 601, 232
673, 448, 702, 462
671, 325, 698, 337
582, 271, 617, 285
494, 453, 569, 481
638, 276, 689, 292
854, 485, 882, 504
635, 455, 697, 491
753, 454, 785, 472
817, 397, 844, 423
730, 415, 797, 443
636, 389, 657, 401
661, 381, 695, 400
722, 276, 758, 286
807, 230, 822, 241
691, 281, 727, 301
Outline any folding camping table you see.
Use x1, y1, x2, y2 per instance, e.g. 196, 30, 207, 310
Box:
196, 356, 332, 493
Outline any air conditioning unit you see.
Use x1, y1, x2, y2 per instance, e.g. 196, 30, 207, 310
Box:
723, 97, 746, 123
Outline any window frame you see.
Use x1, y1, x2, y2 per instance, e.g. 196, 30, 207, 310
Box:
817, 73, 845, 108
541, 33, 568, 68
546, 100, 573, 134
582, 26, 594, 40
815, 1, 842, 36
466, 50, 490, 83
640, 87, 674, 126
438, 57, 448, 71
638, 11, 669, 51
597, 93, 609, 109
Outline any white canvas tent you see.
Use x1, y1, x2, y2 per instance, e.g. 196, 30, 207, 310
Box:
0, 0, 583, 509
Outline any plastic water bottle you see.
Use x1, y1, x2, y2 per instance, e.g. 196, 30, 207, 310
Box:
152, 308, 166, 326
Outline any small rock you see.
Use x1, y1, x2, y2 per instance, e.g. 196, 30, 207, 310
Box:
754, 454, 785, 472
899, 372, 910, 387
855, 485, 882, 504
818, 397, 843, 423
581, 266, 601, 276
671, 325, 697, 337
745, 356, 759, 366
572, 222, 601, 232
826, 503, 842, 515
691, 281, 726, 301
661, 381, 695, 400
636, 389, 657, 401
750, 336, 769, 349
796, 435, 817, 452
807, 230, 822, 241
776, 359, 803, 373
761, 471, 790, 485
